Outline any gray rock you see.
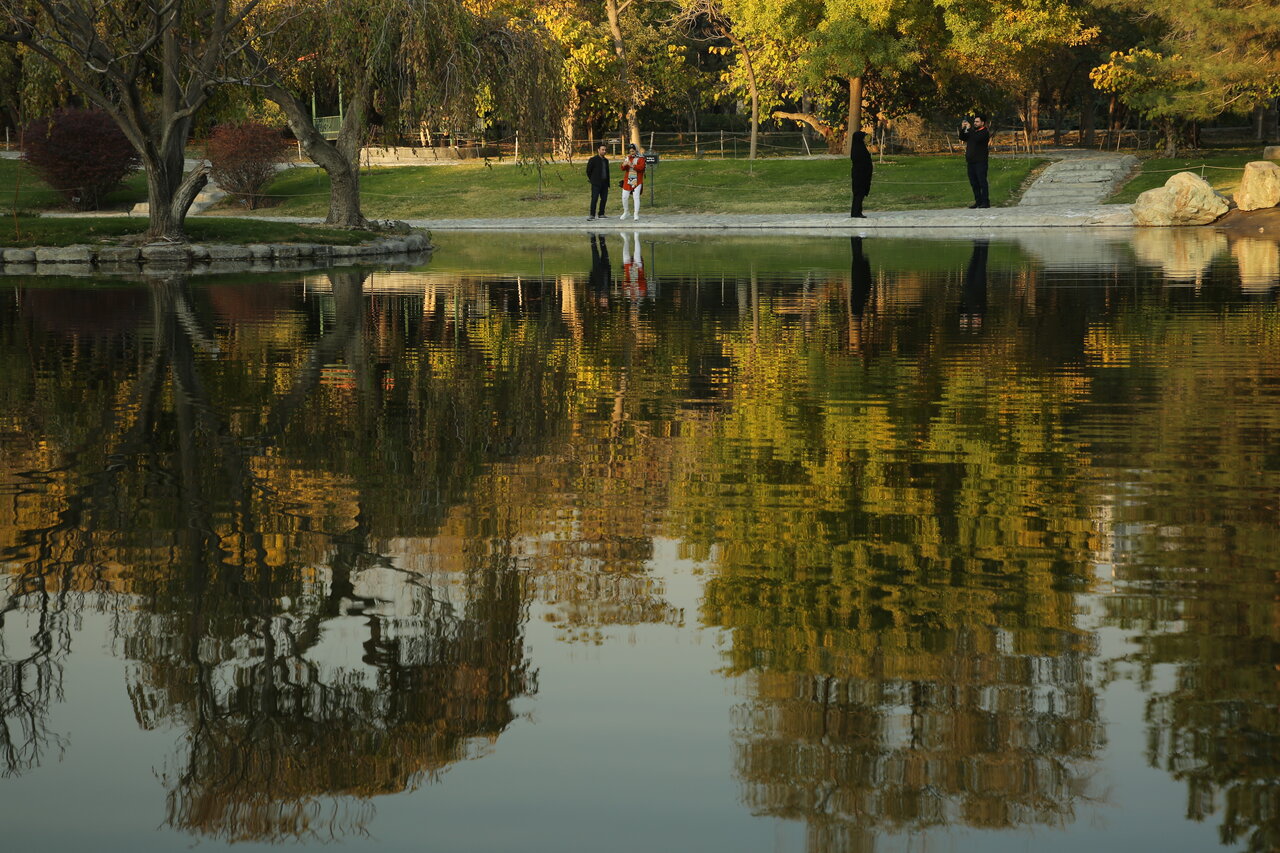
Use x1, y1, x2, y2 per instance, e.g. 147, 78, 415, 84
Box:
269, 243, 301, 258
96, 246, 142, 263
205, 245, 253, 261
4, 248, 36, 263
1264, 145, 1280, 161
330, 244, 359, 257
141, 243, 191, 262
310, 244, 334, 258
4, 263, 37, 275
35, 245, 94, 263
187, 244, 211, 261
246, 244, 273, 259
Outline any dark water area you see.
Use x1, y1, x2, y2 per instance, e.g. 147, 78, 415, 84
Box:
0, 229, 1278, 852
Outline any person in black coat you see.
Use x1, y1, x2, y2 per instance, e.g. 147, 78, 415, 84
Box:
585, 144, 610, 220
849, 131, 873, 218
959, 114, 990, 208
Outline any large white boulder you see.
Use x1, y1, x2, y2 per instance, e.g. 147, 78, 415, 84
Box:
1234, 161, 1280, 211
1131, 171, 1229, 226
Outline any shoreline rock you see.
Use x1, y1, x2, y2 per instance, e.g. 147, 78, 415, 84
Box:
0, 230, 432, 276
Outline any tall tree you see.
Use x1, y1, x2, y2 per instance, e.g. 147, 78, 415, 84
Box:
1, 0, 271, 240
1089, 0, 1280, 156
243, 0, 565, 228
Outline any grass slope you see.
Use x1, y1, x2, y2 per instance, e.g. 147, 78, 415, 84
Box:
1106, 148, 1258, 204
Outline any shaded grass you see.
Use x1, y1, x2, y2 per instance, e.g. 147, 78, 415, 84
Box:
247, 155, 1045, 219
0, 215, 370, 248
0, 157, 148, 212
1106, 148, 1258, 204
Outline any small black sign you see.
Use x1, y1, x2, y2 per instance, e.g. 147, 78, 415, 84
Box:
644, 152, 659, 165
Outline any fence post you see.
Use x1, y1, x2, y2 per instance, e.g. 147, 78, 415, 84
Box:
720, 130, 724, 158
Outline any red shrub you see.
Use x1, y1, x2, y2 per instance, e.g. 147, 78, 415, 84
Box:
21, 109, 140, 210
205, 123, 290, 209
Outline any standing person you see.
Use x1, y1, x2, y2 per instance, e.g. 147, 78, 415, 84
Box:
959, 114, 991, 209
586, 144, 610, 220
619, 143, 646, 220
849, 130, 873, 218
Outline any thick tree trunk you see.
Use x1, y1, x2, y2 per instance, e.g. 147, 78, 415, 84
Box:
1161, 119, 1177, 157
844, 76, 864, 155
262, 80, 369, 228
605, 0, 641, 148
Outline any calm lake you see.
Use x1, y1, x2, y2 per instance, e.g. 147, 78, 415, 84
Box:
1, 228, 1277, 853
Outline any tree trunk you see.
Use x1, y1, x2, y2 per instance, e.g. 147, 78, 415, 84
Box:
1081, 90, 1097, 148
605, 0, 641, 148
1161, 118, 1177, 157
262, 79, 369, 228
724, 30, 759, 161
844, 76, 863, 155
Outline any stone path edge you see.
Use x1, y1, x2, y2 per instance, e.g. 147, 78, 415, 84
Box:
0, 231, 433, 276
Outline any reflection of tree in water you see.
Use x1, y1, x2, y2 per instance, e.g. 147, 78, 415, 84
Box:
669, 270, 1105, 852
1092, 306, 1280, 853
0, 272, 536, 840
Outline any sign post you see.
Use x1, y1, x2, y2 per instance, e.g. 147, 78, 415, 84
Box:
644, 150, 659, 205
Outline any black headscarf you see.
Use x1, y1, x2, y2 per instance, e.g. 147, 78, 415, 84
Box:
849, 131, 872, 195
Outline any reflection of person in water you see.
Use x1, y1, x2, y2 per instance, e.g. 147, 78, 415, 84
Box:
960, 239, 988, 329
589, 233, 612, 296
621, 232, 647, 298
848, 236, 872, 351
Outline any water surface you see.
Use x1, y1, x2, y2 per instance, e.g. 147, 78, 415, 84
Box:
1, 228, 1278, 853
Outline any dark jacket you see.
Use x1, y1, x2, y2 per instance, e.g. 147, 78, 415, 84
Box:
959, 125, 990, 162
849, 131, 873, 195
586, 154, 610, 186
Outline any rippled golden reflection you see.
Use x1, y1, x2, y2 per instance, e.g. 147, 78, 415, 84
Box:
1, 232, 1278, 849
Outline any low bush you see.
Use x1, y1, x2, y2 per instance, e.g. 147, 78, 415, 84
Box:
206, 123, 290, 209
21, 109, 141, 210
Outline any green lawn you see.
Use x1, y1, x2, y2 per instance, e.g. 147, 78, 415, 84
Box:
1106, 148, 1259, 204
242, 154, 1046, 219
0, 215, 372, 248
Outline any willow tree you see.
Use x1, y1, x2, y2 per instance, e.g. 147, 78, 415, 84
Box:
243, 0, 566, 228
0, 0, 273, 241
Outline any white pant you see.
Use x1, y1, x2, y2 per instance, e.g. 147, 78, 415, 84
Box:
620, 187, 641, 218
621, 232, 642, 266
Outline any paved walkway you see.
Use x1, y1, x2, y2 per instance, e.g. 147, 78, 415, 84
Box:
1018, 152, 1139, 207
397, 204, 1136, 232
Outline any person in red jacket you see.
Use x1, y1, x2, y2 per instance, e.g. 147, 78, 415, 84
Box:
619, 143, 646, 220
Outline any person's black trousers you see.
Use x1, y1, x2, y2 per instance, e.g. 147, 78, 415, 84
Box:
966, 159, 989, 207
590, 183, 609, 217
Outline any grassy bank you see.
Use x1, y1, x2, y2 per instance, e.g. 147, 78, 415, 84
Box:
1106, 148, 1258, 204
0, 215, 370, 248
0, 158, 148, 212
244, 155, 1045, 219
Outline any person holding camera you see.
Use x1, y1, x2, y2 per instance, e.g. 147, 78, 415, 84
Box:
619, 143, 646, 220
959, 114, 990, 209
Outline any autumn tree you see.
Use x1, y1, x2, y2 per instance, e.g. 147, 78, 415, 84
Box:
1089, 0, 1280, 156
0, 0, 275, 240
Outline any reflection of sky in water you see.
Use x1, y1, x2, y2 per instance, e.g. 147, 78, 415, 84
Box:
1, 230, 1276, 852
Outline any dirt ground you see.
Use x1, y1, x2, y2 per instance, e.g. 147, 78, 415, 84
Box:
1215, 206, 1280, 237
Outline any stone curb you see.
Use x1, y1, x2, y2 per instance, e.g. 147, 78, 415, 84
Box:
0, 232, 432, 276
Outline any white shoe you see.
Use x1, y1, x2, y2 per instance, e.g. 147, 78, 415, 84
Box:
620, 213, 628, 220
633, 215, 640, 220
